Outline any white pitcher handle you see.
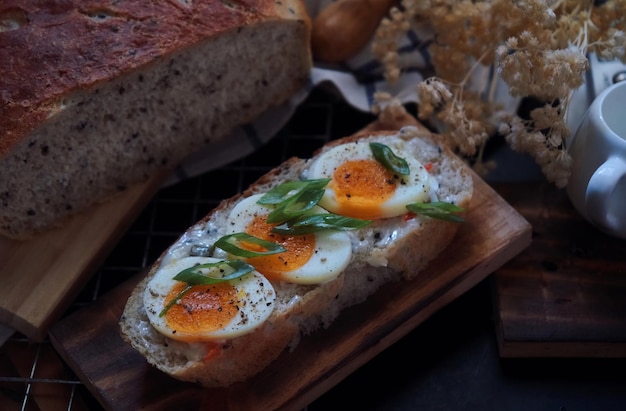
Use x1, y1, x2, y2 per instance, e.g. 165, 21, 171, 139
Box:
585, 156, 626, 232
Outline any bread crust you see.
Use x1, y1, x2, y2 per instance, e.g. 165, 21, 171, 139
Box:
119, 126, 473, 387
0, 0, 310, 157
0, 0, 312, 239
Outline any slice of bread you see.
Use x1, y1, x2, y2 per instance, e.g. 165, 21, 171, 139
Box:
0, 0, 311, 239
119, 126, 473, 387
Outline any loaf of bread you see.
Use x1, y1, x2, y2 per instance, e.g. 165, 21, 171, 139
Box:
0, 0, 312, 239
119, 125, 473, 387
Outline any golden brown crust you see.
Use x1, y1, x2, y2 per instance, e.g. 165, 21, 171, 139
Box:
0, 0, 310, 158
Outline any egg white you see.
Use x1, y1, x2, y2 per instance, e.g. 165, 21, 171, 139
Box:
225, 194, 352, 284
144, 256, 276, 342
308, 139, 432, 219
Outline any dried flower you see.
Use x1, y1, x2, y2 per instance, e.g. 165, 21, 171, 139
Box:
372, 0, 626, 187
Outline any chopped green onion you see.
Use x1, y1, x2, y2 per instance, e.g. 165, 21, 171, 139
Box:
159, 284, 192, 318
257, 179, 331, 205
406, 202, 466, 223
158, 259, 254, 317
369, 142, 410, 175
271, 214, 371, 235
266, 189, 323, 224
261, 179, 331, 224
214, 232, 286, 257
172, 259, 254, 284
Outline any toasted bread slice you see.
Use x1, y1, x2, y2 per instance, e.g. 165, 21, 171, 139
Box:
120, 126, 473, 387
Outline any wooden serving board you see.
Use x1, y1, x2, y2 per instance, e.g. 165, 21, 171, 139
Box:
49, 174, 532, 411
492, 182, 626, 358
0, 171, 170, 341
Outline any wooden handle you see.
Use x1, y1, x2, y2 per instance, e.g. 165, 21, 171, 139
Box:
311, 0, 396, 63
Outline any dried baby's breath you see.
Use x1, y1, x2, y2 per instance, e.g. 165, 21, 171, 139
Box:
372, 0, 626, 187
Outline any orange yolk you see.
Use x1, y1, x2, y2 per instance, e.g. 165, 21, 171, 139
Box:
244, 214, 315, 281
331, 159, 397, 219
164, 282, 239, 339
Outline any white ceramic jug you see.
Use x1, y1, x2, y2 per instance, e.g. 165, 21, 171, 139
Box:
566, 81, 626, 239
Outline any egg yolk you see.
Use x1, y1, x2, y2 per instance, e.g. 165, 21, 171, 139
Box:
331, 159, 397, 219
164, 282, 239, 339
244, 214, 315, 281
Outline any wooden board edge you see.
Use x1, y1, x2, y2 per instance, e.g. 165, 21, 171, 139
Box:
496, 337, 626, 358
493, 285, 626, 359
0, 170, 170, 341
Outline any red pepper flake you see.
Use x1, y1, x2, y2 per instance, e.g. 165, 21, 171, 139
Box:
424, 162, 433, 172
403, 212, 417, 222
203, 342, 222, 362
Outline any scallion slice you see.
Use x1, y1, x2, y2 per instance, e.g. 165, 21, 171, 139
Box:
406, 202, 465, 222
369, 142, 410, 175
172, 259, 254, 284
261, 179, 331, 224
158, 259, 254, 317
214, 232, 286, 257
271, 214, 371, 235
257, 179, 330, 205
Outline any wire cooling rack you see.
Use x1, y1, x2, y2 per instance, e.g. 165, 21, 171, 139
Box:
0, 87, 378, 411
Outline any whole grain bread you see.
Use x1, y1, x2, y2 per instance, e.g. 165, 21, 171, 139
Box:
119, 126, 474, 387
0, 0, 312, 239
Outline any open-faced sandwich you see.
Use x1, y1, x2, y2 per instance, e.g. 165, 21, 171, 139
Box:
120, 125, 474, 387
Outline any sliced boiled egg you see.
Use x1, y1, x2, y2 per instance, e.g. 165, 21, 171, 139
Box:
225, 194, 352, 284
308, 138, 431, 219
144, 256, 276, 342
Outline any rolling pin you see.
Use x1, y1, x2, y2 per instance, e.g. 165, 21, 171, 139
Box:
311, 0, 397, 63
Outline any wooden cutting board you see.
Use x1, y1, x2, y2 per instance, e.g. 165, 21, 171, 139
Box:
0, 170, 170, 341
492, 182, 626, 358
49, 173, 532, 411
